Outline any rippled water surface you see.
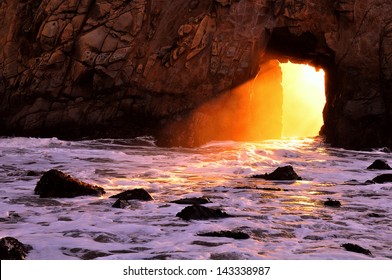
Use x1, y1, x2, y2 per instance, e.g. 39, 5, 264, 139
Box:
0, 137, 391, 259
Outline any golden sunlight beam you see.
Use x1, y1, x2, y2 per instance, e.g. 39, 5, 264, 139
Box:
280, 62, 326, 138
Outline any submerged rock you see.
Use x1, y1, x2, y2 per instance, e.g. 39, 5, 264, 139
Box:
324, 198, 341, 208
367, 213, 385, 218
26, 171, 41, 176
0, 237, 30, 260
34, 169, 105, 198
171, 197, 211, 205
342, 243, 372, 256
251, 166, 302, 180
372, 174, 392, 183
176, 205, 231, 221
197, 230, 250, 240
110, 188, 153, 201
367, 159, 391, 170
191, 240, 227, 247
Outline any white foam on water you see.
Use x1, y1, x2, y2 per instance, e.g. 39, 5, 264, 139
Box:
0, 137, 391, 259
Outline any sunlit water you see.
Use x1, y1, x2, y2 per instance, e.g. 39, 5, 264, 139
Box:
0, 137, 391, 260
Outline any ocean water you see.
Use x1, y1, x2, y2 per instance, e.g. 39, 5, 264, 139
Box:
0, 136, 391, 260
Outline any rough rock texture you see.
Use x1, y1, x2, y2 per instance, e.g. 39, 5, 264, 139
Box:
0, 1, 392, 149
0, 237, 30, 260
35, 169, 105, 198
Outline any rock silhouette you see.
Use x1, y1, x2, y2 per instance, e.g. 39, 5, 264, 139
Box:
110, 188, 153, 208
197, 230, 250, 240
324, 198, 341, 208
367, 160, 391, 170
342, 243, 372, 256
171, 197, 211, 205
35, 169, 105, 198
176, 205, 231, 221
252, 166, 302, 180
372, 174, 392, 184
110, 189, 153, 201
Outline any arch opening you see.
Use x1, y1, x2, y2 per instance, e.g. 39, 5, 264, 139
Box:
280, 61, 326, 138
159, 60, 327, 147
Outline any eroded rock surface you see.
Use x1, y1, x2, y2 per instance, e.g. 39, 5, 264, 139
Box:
0, 1, 391, 149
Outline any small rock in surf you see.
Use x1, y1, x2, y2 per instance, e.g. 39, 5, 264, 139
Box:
324, 198, 341, 207
171, 197, 211, 204
342, 243, 372, 256
176, 205, 231, 221
197, 230, 250, 240
251, 165, 302, 180
110, 188, 153, 201
366, 159, 391, 170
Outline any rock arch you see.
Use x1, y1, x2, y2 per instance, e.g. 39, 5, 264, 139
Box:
0, 0, 391, 149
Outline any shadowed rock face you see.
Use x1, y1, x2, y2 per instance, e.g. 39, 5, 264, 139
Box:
0, 0, 391, 149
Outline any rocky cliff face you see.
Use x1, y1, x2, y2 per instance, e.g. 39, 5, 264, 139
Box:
0, 0, 391, 149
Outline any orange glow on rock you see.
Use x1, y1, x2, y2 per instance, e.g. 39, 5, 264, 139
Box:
159, 60, 326, 147
280, 62, 326, 138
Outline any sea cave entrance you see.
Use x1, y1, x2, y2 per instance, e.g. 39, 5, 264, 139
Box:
159, 60, 327, 147
248, 59, 326, 142
280, 61, 326, 138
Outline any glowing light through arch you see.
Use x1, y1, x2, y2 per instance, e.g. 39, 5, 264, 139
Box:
280, 62, 326, 138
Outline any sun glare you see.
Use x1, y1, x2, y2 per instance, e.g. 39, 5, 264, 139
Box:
280, 62, 326, 138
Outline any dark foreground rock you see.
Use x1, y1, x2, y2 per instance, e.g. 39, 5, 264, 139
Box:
35, 170, 105, 198
26, 171, 41, 177
368, 213, 385, 218
342, 243, 372, 256
367, 160, 392, 170
171, 197, 211, 205
0, 237, 30, 260
372, 174, 392, 183
110, 189, 154, 201
251, 166, 302, 180
324, 198, 341, 208
176, 205, 231, 221
197, 231, 250, 240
